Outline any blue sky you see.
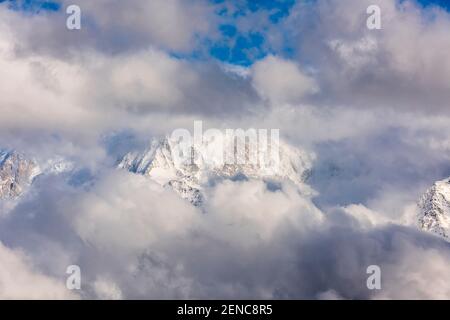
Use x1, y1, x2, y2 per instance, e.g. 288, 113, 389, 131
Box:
417, 0, 450, 10
0, 0, 59, 12
208, 0, 296, 65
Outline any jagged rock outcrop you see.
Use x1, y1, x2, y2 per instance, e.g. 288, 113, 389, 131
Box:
0, 150, 40, 199
418, 177, 450, 239
118, 136, 315, 206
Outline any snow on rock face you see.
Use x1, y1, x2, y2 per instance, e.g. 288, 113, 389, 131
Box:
0, 149, 75, 201
119, 138, 203, 205
0, 150, 40, 199
118, 136, 315, 206
418, 177, 450, 239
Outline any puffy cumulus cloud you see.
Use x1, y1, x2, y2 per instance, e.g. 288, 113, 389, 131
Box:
68, 177, 450, 299
204, 180, 324, 247
293, 222, 450, 300
338, 204, 390, 229
251, 55, 318, 105
290, 106, 450, 213
0, 170, 198, 299
0, 242, 77, 299
70, 171, 200, 256
0, 0, 216, 56
0, 35, 237, 138
0, 13, 260, 152
89, 50, 260, 116
84, 49, 198, 114
92, 277, 123, 300
73, 0, 214, 53
0, 26, 94, 135
285, 0, 450, 113
61, 177, 327, 299
2, 167, 450, 299
107, 52, 195, 111
372, 238, 450, 299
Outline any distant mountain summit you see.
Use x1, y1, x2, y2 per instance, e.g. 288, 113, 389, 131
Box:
0, 150, 39, 199
0, 149, 75, 200
418, 177, 450, 239
118, 136, 315, 206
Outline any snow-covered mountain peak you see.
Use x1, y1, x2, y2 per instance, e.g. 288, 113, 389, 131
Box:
118, 135, 315, 205
0, 150, 40, 199
0, 148, 76, 200
418, 177, 450, 239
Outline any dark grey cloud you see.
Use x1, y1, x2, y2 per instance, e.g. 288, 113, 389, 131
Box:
1, 170, 450, 299
283, 0, 450, 114
310, 126, 450, 208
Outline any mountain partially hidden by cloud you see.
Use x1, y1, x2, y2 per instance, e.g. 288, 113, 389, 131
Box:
1, 0, 450, 299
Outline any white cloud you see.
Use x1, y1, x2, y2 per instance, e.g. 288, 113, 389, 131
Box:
0, 0, 216, 55
287, 0, 450, 112
373, 238, 450, 299
0, 242, 76, 299
204, 180, 324, 247
70, 0, 215, 52
71, 171, 199, 256
93, 277, 123, 300
251, 55, 318, 105
1, 0, 450, 300
1, 163, 450, 299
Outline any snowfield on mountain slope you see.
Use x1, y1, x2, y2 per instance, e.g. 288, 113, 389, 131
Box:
0, 150, 39, 200
118, 136, 316, 206
418, 177, 450, 239
0, 149, 74, 201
